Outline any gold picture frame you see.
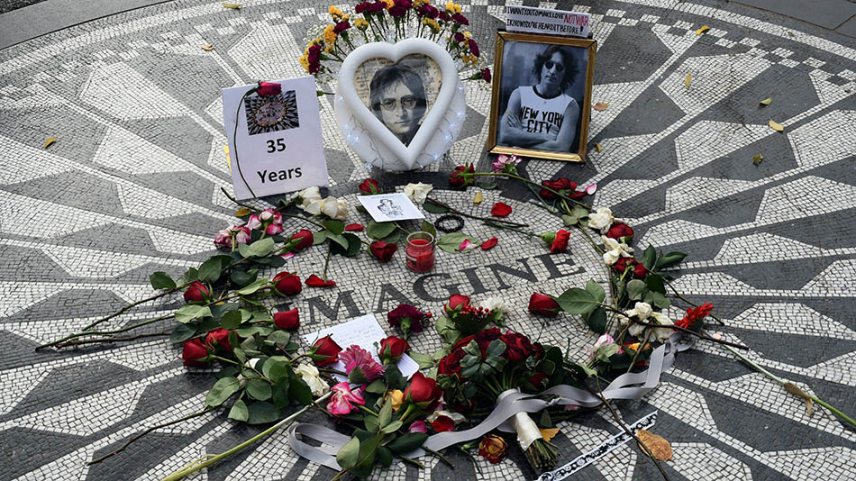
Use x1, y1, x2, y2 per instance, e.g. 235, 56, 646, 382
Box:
487, 31, 597, 163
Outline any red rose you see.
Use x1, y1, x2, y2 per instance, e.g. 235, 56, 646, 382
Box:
272, 272, 302, 296
387, 304, 426, 334
256, 81, 281, 97
539, 178, 576, 200
490, 202, 512, 218
480, 237, 498, 251
370, 240, 397, 263
481, 67, 491, 83
344, 223, 364, 232
474, 328, 503, 355
478, 435, 507, 464
437, 348, 464, 377
305, 274, 336, 288
431, 415, 455, 432
379, 335, 409, 363
446, 294, 470, 312
468, 38, 480, 57
550, 229, 571, 254
182, 338, 209, 367
404, 372, 442, 409
501, 331, 535, 362
612, 257, 633, 275
274, 308, 300, 330
312, 335, 342, 366
290, 229, 314, 251
449, 164, 474, 189
205, 328, 232, 352
606, 222, 634, 240
183, 281, 210, 304
633, 263, 649, 279
528, 292, 560, 317
358, 178, 380, 195
528, 371, 547, 388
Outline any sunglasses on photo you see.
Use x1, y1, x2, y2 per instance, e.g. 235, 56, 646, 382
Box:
380, 95, 418, 111
544, 60, 565, 72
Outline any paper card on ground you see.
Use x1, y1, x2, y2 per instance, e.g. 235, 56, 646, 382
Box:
505, 6, 592, 38
222, 76, 328, 200
302, 314, 419, 382
357, 193, 425, 223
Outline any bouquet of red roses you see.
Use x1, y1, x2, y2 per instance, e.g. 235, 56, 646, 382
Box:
437, 327, 561, 472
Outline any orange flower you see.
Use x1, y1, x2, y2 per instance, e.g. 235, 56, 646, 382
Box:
478, 435, 507, 464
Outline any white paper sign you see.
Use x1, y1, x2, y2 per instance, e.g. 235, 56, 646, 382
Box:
505, 6, 592, 38
302, 314, 420, 382
222, 76, 328, 200
357, 193, 425, 223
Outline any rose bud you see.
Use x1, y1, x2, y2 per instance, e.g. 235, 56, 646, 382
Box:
290, 229, 314, 252
183, 281, 210, 304
606, 222, 634, 240
182, 338, 209, 367
478, 434, 508, 464
274, 308, 300, 330
312, 335, 342, 366
528, 292, 560, 317
272, 272, 302, 296
633, 263, 649, 279
446, 294, 470, 311
481, 67, 491, 83
205, 328, 232, 352
256, 81, 281, 97
358, 178, 381, 195
370, 240, 397, 263
403, 372, 442, 409
379, 336, 409, 363
612, 257, 633, 275
431, 415, 455, 432
550, 229, 571, 254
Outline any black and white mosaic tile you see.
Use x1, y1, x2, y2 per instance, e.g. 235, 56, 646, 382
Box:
1, 0, 854, 480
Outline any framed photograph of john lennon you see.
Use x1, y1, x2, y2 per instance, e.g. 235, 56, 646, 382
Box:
487, 31, 596, 162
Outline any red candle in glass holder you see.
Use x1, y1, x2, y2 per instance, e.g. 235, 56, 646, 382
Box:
405, 232, 435, 273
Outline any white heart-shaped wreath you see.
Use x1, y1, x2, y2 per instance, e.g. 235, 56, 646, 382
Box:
334, 38, 466, 172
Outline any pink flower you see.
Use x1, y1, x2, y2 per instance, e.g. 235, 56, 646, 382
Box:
214, 228, 232, 248
257, 81, 281, 97
339, 345, 385, 384
409, 420, 428, 433
265, 222, 284, 236
491, 154, 520, 173
327, 382, 365, 416
233, 226, 251, 244
458, 239, 477, 251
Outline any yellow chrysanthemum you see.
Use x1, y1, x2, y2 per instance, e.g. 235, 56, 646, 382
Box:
298, 53, 310, 72
462, 54, 478, 65
323, 24, 338, 46
414, 0, 430, 6
464, 31, 472, 39
328, 5, 346, 20
354, 17, 369, 30
445, 1, 461, 14
382, 0, 394, 9
421, 17, 440, 33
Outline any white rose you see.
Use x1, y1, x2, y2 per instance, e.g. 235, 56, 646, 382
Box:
297, 186, 322, 208
478, 297, 506, 314
294, 363, 328, 397
587, 207, 614, 232
403, 182, 433, 204
601, 236, 633, 265
626, 302, 653, 321
320, 196, 348, 220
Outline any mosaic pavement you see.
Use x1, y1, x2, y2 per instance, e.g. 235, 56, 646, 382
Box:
1, 0, 854, 480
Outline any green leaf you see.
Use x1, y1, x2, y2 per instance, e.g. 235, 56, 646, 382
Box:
585, 280, 606, 304
556, 288, 600, 315
421, 220, 437, 238
353, 435, 381, 478
364, 413, 379, 433
149, 271, 176, 290
561, 214, 579, 226
656, 251, 687, 269
386, 432, 428, 454
179, 267, 198, 285
246, 378, 272, 401
486, 339, 506, 358
237, 279, 268, 295
626, 279, 648, 301
378, 398, 392, 427
365, 379, 386, 394
198, 256, 230, 283
381, 420, 403, 434
239, 238, 275, 258
288, 373, 313, 405
331, 233, 361, 257
327, 233, 348, 249
220, 310, 243, 330
584, 306, 608, 334
376, 446, 393, 468
644, 291, 671, 309
408, 351, 435, 370
423, 199, 449, 214
230, 269, 257, 288
642, 246, 657, 270
645, 274, 666, 295
205, 376, 241, 407
175, 304, 212, 324
323, 219, 345, 235
169, 323, 196, 343
261, 356, 288, 381
437, 232, 472, 253
246, 401, 283, 424
228, 399, 249, 422
366, 221, 397, 240
336, 436, 361, 471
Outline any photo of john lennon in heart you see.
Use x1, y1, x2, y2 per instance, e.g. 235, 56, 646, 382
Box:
354, 54, 442, 147
495, 41, 589, 154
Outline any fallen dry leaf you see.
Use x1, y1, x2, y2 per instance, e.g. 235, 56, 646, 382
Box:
42, 136, 57, 149
201, 43, 215, 52
235, 207, 252, 217
784, 382, 815, 417
223, 2, 241, 9
753, 153, 764, 166
593, 102, 609, 111
684, 72, 692, 89
473, 191, 484, 205
636, 429, 672, 461
594, 143, 603, 153
224, 145, 232, 171
768, 119, 785, 132
759, 97, 772, 106
539, 428, 560, 443
695, 25, 710, 36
